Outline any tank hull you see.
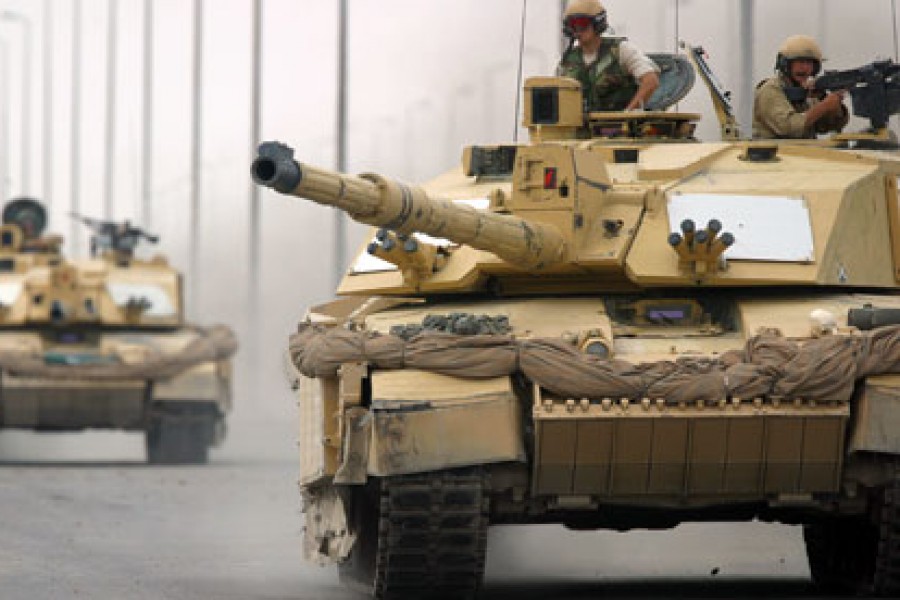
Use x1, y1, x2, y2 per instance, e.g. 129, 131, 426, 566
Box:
292, 290, 900, 596
0, 326, 234, 463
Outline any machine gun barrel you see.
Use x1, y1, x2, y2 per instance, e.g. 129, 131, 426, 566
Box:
814, 60, 900, 92
70, 212, 159, 257
251, 141, 567, 269
69, 212, 106, 231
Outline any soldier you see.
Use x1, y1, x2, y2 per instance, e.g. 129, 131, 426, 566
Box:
557, 0, 660, 112
753, 35, 848, 139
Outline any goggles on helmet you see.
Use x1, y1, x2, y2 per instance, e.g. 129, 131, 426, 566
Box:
566, 16, 594, 31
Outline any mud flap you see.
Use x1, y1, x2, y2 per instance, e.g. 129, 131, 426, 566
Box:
367, 370, 524, 477
301, 485, 355, 566
849, 375, 900, 454
334, 407, 371, 485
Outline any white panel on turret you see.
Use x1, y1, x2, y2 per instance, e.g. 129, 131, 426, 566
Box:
0, 282, 22, 306
106, 283, 177, 317
667, 193, 815, 262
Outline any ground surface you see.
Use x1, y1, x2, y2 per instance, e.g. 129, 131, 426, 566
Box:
0, 424, 843, 600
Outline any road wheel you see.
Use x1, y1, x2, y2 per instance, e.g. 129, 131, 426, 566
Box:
338, 468, 489, 599
145, 405, 218, 464
804, 517, 878, 594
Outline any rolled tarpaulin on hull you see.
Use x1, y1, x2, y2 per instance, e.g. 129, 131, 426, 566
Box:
287, 322, 900, 405
0, 325, 237, 381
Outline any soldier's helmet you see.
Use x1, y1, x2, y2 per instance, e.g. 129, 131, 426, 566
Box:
563, 0, 608, 37
776, 34, 824, 76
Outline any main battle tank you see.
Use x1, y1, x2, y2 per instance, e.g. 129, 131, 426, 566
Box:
0, 198, 237, 464
253, 53, 900, 597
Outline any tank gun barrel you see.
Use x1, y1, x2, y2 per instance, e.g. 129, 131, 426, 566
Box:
251, 141, 567, 269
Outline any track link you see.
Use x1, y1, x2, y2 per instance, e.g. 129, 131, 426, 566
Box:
374, 468, 489, 600
803, 516, 877, 593
875, 464, 900, 596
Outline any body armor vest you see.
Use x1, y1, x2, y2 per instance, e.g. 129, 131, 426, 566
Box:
558, 38, 637, 112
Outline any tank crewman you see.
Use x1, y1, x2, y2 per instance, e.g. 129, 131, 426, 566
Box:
753, 34, 849, 139
556, 0, 660, 112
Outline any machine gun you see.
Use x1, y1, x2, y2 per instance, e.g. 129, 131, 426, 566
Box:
814, 59, 900, 131
70, 213, 159, 260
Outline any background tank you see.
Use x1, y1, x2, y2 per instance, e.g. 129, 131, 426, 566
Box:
0, 198, 237, 464
253, 58, 900, 597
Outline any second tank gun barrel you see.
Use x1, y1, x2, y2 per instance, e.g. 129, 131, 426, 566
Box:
251, 141, 567, 269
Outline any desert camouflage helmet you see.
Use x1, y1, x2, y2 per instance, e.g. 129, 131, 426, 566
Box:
776, 34, 824, 76
564, 0, 605, 18
563, 0, 608, 35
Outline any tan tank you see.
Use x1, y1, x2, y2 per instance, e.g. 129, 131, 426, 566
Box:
0, 198, 237, 464
253, 55, 900, 597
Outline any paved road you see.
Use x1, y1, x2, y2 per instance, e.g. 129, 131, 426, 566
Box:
0, 428, 837, 600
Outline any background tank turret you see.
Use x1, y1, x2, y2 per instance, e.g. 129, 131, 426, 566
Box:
0, 198, 237, 464
257, 58, 900, 598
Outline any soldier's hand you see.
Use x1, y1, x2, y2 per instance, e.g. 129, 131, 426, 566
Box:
823, 91, 845, 112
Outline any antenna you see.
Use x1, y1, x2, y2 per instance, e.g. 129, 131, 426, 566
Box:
892, 0, 898, 131
894, 0, 899, 62
674, 0, 680, 53
513, 0, 528, 141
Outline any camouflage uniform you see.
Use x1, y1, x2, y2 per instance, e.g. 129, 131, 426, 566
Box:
557, 38, 638, 112
753, 74, 849, 139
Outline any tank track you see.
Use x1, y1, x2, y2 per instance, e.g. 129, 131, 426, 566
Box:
875, 464, 900, 596
803, 515, 877, 593
373, 468, 489, 600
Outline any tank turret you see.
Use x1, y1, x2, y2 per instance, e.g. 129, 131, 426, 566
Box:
253, 118, 900, 298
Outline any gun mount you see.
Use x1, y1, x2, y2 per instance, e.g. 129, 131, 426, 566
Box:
682, 41, 741, 140
70, 213, 159, 262
815, 59, 900, 133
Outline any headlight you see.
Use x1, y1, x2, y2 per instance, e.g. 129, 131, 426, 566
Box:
579, 333, 612, 359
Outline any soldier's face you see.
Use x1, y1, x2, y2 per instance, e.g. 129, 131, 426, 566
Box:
789, 59, 816, 85
575, 26, 598, 45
